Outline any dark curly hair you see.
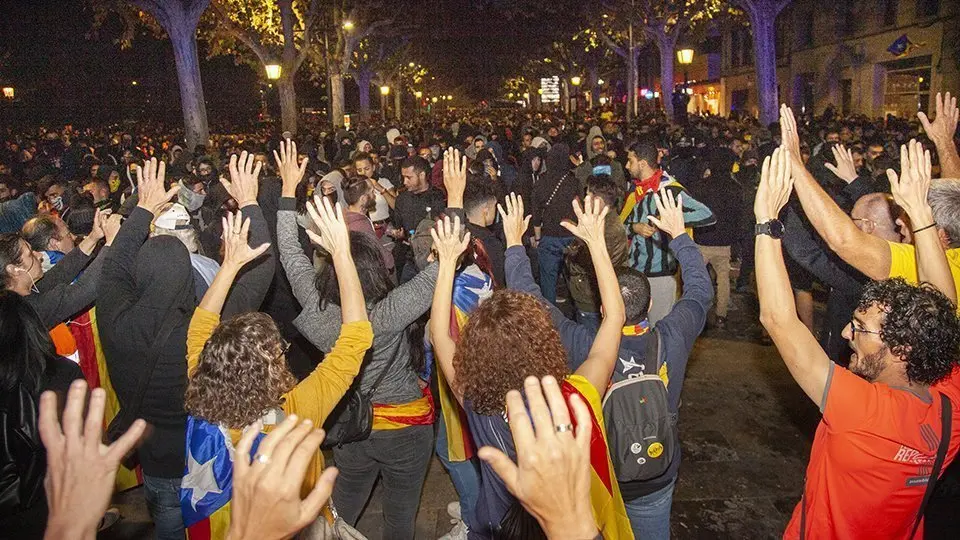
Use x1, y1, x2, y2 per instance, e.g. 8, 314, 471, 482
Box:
454, 290, 568, 415
857, 278, 960, 385
185, 312, 297, 427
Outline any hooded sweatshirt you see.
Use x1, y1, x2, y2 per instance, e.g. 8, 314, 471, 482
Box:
97, 205, 274, 478
531, 143, 579, 238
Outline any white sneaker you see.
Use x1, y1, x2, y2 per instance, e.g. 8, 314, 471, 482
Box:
438, 519, 468, 540
446, 501, 461, 521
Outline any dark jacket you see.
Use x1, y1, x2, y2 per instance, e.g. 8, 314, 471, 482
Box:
444, 207, 506, 287
505, 234, 712, 500
27, 245, 107, 329
0, 357, 83, 538
96, 205, 274, 478
531, 143, 579, 238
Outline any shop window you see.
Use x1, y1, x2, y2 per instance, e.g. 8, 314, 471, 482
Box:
883, 65, 931, 117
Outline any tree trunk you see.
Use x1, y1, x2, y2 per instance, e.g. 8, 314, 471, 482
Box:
394, 89, 401, 121
562, 79, 570, 115
277, 74, 298, 135
165, 11, 209, 152
658, 36, 677, 119
330, 71, 345, 127
588, 64, 599, 109
357, 71, 372, 120
626, 50, 638, 122
750, 10, 780, 125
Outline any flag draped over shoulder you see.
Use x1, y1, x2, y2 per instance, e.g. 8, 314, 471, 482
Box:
181, 416, 265, 540
439, 264, 494, 462
562, 375, 634, 540
83, 309, 142, 491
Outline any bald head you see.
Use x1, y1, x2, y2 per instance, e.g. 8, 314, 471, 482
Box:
851, 193, 901, 242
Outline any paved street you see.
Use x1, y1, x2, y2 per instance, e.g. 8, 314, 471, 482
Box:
104, 290, 820, 539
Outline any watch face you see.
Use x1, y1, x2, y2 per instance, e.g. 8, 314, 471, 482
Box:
769, 220, 785, 238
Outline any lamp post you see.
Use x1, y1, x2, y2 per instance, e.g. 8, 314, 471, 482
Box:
2, 87, 13, 99
380, 85, 390, 117
570, 76, 581, 113
676, 48, 695, 122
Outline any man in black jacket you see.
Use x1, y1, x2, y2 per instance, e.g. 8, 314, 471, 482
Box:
530, 143, 580, 304
96, 156, 275, 540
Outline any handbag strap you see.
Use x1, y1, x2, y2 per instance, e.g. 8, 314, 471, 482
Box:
362, 342, 404, 400
911, 392, 952, 538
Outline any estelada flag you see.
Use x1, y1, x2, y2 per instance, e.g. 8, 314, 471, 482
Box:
563, 375, 635, 540
888, 34, 924, 57
181, 416, 266, 540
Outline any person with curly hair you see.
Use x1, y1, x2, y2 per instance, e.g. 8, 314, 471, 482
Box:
183, 196, 371, 539
754, 143, 960, 539
430, 195, 633, 539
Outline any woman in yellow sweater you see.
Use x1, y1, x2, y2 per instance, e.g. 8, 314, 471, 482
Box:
181, 198, 372, 539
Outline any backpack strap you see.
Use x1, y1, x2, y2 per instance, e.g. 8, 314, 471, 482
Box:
911, 393, 952, 538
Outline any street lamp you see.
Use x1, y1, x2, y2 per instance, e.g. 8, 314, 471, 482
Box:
380, 86, 390, 95
265, 64, 282, 80
414, 91, 422, 99
342, 20, 354, 31
570, 76, 581, 87
2, 87, 13, 99
431, 96, 438, 103
597, 78, 605, 86
446, 95, 453, 101
408, 62, 415, 68
677, 48, 695, 65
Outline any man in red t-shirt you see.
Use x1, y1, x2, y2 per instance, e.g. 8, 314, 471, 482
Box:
753, 139, 960, 539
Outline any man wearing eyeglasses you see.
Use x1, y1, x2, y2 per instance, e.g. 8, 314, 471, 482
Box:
757, 119, 960, 537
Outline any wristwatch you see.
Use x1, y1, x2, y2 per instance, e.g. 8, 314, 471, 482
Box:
755, 219, 785, 239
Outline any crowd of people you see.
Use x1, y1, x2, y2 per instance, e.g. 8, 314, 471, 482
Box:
2, 89, 960, 540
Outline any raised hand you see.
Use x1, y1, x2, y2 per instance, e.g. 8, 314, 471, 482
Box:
754, 146, 794, 223
477, 376, 598, 540
430, 214, 471, 265
560, 195, 609, 246
825, 145, 858, 184
779, 104, 803, 167
221, 211, 271, 271
273, 139, 309, 198
228, 415, 338, 540
305, 194, 350, 257
40, 380, 147, 540
918, 92, 958, 144
136, 157, 178, 216
223, 151, 262, 208
443, 146, 468, 206
887, 139, 933, 219
88, 208, 106, 241
102, 213, 123, 246
497, 192, 531, 248
647, 188, 686, 238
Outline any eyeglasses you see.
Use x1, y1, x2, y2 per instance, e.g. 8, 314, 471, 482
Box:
852, 217, 876, 231
849, 319, 882, 340
273, 340, 291, 362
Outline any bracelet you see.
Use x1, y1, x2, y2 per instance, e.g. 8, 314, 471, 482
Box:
912, 223, 936, 234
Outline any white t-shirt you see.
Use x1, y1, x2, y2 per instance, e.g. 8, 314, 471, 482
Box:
369, 177, 394, 222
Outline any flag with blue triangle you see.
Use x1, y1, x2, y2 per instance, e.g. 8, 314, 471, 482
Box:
180, 416, 264, 540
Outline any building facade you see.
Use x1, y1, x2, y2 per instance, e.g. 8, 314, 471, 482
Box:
718, 0, 958, 119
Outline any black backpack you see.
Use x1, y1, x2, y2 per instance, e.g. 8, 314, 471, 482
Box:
601, 331, 679, 483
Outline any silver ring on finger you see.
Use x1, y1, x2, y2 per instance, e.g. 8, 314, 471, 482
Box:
555, 423, 574, 434
253, 453, 270, 465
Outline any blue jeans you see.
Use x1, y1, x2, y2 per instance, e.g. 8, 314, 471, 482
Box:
143, 474, 185, 540
623, 477, 676, 540
575, 310, 601, 334
537, 236, 574, 304
436, 412, 481, 526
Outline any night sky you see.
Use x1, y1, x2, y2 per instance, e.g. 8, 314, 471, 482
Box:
0, 0, 582, 126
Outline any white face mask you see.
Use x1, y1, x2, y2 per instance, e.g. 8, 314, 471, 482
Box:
178, 182, 206, 212
51, 195, 64, 211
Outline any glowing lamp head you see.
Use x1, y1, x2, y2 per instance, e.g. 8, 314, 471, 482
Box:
414, 91, 423, 98
342, 20, 354, 30
380, 86, 390, 96
265, 64, 282, 80
571, 76, 582, 86
677, 48, 694, 65
2, 87, 13, 99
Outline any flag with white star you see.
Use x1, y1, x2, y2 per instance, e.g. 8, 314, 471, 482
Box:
180, 416, 264, 539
